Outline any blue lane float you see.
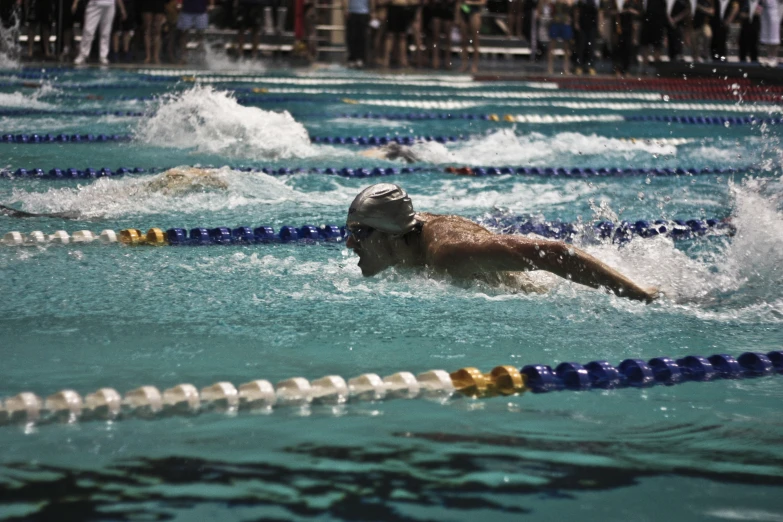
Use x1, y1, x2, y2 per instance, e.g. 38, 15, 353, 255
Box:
0, 165, 754, 179
0, 133, 132, 144
521, 351, 783, 392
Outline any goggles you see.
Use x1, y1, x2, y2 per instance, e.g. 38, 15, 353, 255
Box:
347, 225, 375, 241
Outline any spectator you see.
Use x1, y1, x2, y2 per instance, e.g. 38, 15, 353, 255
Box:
711, 0, 738, 60
691, 0, 714, 62
382, 0, 417, 68
178, 0, 213, 63
110, 0, 135, 61
614, 0, 640, 76
508, 0, 522, 38
539, 0, 572, 75
56, 0, 80, 59
640, 0, 667, 72
666, 0, 690, 61
738, 0, 761, 61
574, 0, 599, 74
457, 0, 485, 73
74, 0, 126, 64
430, 0, 455, 68
759, 0, 779, 65
344, 0, 374, 67
235, 0, 263, 58
140, 0, 165, 63
25, 0, 52, 58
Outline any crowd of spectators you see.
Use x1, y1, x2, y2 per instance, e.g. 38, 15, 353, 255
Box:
0, 0, 779, 69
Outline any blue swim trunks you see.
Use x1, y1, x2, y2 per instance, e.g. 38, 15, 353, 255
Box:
549, 23, 573, 41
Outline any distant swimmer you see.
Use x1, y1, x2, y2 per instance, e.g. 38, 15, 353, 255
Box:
144, 167, 229, 194
345, 183, 659, 303
359, 142, 421, 163
0, 204, 83, 220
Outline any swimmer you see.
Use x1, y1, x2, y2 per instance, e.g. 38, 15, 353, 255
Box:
359, 142, 421, 163
0, 203, 83, 220
143, 166, 229, 195
345, 183, 659, 303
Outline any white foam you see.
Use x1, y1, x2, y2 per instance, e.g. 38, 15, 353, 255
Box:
410, 129, 677, 165
134, 85, 321, 160
7, 167, 349, 218
0, 91, 54, 110
202, 45, 267, 73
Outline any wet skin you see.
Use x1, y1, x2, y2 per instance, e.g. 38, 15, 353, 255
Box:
346, 213, 658, 303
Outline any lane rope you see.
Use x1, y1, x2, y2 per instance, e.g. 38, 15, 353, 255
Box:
0, 217, 734, 247
1, 351, 780, 428
0, 165, 754, 179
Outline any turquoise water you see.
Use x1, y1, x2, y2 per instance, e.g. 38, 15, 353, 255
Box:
0, 67, 782, 521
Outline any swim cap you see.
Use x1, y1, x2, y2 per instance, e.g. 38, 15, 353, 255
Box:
346, 183, 417, 235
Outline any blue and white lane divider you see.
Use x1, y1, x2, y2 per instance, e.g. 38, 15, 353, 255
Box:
0, 165, 754, 180
0, 108, 779, 126
0, 351, 780, 428
0, 133, 728, 146
0, 217, 733, 247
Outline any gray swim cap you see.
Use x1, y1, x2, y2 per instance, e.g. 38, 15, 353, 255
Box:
347, 183, 417, 235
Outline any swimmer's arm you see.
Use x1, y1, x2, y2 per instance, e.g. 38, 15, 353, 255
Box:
431, 236, 657, 302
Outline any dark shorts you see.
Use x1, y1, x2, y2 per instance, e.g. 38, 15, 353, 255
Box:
113, 0, 136, 31
548, 22, 572, 40
458, 3, 480, 24
139, 0, 166, 14
641, 17, 666, 46
433, 1, 455, 20
238, 3, 264, 29
387, 4, 416, 33
29, 0, 53, 24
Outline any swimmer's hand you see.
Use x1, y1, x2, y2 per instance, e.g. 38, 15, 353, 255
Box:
642, 287, 662, 304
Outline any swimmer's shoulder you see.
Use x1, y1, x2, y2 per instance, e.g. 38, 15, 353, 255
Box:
417, 212, 494, 238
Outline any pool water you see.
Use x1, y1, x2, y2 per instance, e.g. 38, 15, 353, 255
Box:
0, 66, 782, 521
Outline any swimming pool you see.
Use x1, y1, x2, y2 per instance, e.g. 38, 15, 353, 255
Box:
0, 66, 782, 521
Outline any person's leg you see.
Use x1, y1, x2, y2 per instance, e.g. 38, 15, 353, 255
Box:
179, 25, 189, 62
98, 3, 115, 60
27, 23, 36, 57
469, 9, 480, 73
152, 12, 164, 63
247, 24, 257, 58
357, 13, 369, 64
459, 13, 470, 71
143, 12, 152, 62
750, 17, 759, 62
432, 17, 441, 67
562, 39, 570, 73
77, 2, 101, 61
40, 20, 51, 57
398, 31, 408, 66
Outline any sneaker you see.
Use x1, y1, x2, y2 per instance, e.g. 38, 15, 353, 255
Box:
100, 57, 109, 66
74, 55, 85, 65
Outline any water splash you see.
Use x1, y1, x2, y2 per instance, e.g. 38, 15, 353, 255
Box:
202, 44, 267, 73
6, 167, 347, 218
409, 129, 678, 165
134, 85, 319, 160
0, 12, 20, 68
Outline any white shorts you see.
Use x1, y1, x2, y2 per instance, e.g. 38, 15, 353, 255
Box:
177, 12, 208, 30
759, 0, 780, 45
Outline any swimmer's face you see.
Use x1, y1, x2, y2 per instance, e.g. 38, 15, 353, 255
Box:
346, 225, 395, 276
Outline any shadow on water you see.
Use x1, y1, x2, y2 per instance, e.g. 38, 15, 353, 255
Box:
1, 429, 782, 521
